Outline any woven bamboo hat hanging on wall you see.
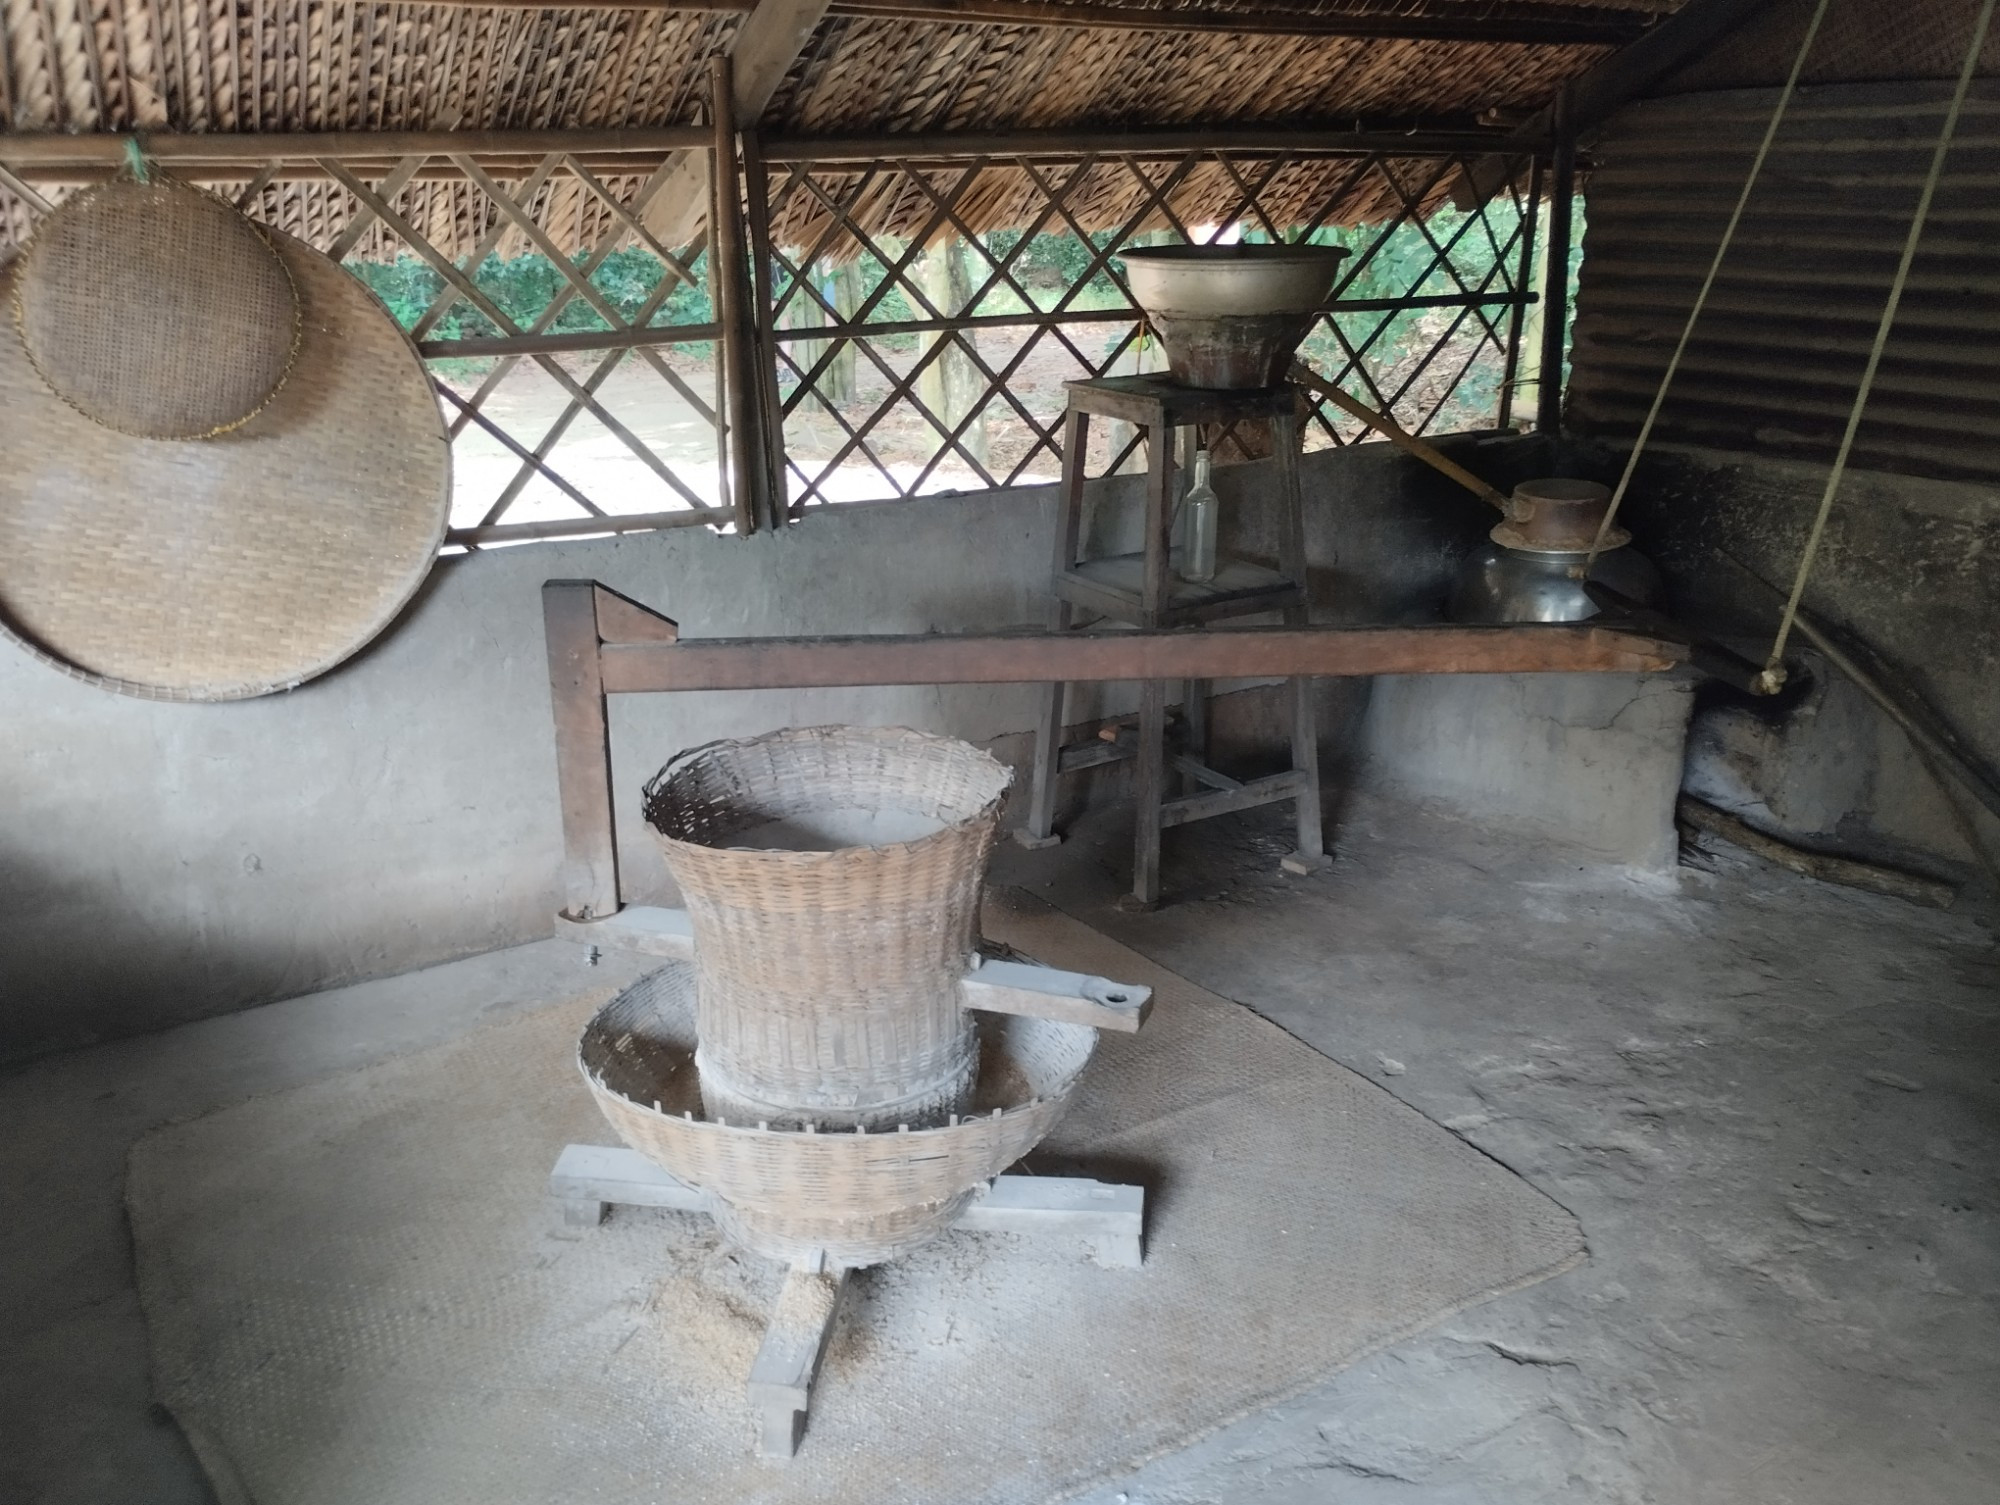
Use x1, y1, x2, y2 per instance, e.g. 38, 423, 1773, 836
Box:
0, 224, 451, 701
11, 176, 303, 439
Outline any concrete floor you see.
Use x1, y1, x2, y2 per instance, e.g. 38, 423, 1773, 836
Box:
3, 791, 1995, 1503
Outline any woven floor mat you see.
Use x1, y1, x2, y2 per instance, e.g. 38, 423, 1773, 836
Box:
128, 892, 1583, 1505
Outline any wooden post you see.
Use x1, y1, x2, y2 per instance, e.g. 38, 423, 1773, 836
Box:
1537, 85, 1576, 437
710, 56, 766, 535
1274, 409, 1327, 872
750, 1263, 851, 1459
1497, 154, 1542, 433
741, 129, 792, 529
1127, 679, 1168, 910
542, 581, 621, 921
1020, 406, 1089, 847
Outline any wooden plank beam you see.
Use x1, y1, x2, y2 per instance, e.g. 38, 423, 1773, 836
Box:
1456, 0, 1776, 203
641, 0, 835, 248
172, 0, 1647, 43
557, 905, 1155, 1030
1563, 0, 1774, 131
120, 0, 1649, 42
0, 122, 1530, 186
761, 120, 1531, 162
0, 127, 708, 165
831, 0, 1649, 42
594, 623, 1687, 693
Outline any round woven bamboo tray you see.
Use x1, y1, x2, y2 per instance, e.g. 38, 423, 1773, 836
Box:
643, 726, 1013, 1131
0, 228, 449, 701
580, 961, 1096, 1267
12, 178, 301, 439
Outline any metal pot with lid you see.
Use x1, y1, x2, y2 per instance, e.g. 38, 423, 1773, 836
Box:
1449, 478, 1664, 625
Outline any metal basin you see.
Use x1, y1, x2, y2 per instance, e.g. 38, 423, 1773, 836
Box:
1118, 243, 1350, 389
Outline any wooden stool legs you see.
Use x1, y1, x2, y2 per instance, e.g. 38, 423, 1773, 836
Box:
1014, 380, 1327, 905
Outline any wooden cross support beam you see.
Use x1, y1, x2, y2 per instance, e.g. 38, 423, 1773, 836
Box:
550, 1144, 1145, 1266
559, 905, 1154, 1031
548, 1143, 1146, 1456
541, 579, 1687, 920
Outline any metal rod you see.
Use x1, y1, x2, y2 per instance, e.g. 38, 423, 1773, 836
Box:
1537, 84, 1577, 436
595, 623, 1687, 694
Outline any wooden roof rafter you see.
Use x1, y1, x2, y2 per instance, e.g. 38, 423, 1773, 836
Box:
403, 0, 1663, 46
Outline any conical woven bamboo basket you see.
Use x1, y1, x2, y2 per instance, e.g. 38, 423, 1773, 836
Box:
642, 725, 1013, 1132
579, 962, 1096, 1267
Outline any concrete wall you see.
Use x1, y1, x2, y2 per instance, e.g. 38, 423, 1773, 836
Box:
1602, 445, 2000, 882
0, 436, 1545, 1064
1, 429, 1699, 1064
1362, 673, 1695, 871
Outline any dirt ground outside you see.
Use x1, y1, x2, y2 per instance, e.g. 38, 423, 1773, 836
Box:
438, 311, 1509, 535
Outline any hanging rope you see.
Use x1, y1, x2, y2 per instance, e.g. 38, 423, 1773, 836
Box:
121, 136, 152, 185
1755, 0, 1999, 693
1580, 0, 1832, 578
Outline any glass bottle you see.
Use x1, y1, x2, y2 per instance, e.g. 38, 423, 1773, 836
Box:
1181, 448, 1219, 584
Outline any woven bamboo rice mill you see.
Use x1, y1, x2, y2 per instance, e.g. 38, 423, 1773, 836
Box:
556, 725, 1153, 1457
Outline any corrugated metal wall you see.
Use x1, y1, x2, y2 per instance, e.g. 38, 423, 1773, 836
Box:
1569, 79, 2000, 485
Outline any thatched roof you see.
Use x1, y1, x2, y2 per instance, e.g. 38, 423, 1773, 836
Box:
0, 0, 1686, 255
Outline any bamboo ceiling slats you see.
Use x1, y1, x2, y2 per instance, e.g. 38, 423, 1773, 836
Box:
0, 0, 1680, 254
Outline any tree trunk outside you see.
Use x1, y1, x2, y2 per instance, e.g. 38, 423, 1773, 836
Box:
782, 259, 861, 411
915, 236, 990, 471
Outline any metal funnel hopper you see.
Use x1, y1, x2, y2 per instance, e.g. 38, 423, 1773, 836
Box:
1118, 243, 1350, 389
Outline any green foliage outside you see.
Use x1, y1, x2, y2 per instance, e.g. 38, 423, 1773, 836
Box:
354, 196, 1572, 427
352, 202, 1545, 348
347, 247, 715, 346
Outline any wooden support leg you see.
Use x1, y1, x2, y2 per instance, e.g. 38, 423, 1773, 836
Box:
1271, 409, 1328, 877
542, 581, 622, 920
1017, 599, 1075, 849
552, 1146, 1147, 1268
1281, 660, 1329, 877
1181, 677, 1208, 795
957, 1175, 1146, 1268
1121, 678, 1169, 910
1018, 408, 1090, 850
749, 1259, 850, 1460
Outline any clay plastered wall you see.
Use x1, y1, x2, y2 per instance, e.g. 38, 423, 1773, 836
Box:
1620, 448, 2000, 876
0, 439, 1541, 1064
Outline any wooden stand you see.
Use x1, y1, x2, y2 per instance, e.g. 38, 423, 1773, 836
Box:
549, 1143, 1145, 1458
1019, 375, 1327, 908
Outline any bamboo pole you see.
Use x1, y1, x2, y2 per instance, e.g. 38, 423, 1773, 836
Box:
709, 56, 765, 537
1290, 361, 1512, 513
0, 127, 708, 164
449, 510, 719, 546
